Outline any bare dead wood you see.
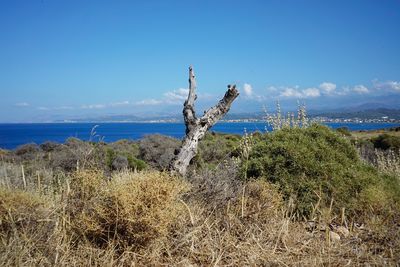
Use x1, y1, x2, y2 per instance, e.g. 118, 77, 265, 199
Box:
169, 66, 239, 176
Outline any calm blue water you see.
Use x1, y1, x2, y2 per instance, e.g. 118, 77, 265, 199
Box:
0, 122, 399, 150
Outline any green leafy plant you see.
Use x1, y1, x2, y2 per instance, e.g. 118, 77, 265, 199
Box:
242, 124, 400, 219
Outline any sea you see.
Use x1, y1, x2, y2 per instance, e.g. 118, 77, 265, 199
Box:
0, 122, 399, 150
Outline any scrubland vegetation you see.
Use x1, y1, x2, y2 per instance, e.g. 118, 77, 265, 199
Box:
1, 124, 400, 266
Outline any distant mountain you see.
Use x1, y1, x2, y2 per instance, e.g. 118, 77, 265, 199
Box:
57, 114, 183, 123
351, 103, 395, 111
311, 108, 400, 120
226, 108, 400, 121
55, 108, 400, 123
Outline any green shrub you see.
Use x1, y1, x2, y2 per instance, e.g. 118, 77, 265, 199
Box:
127, 155, 147, 171
196, 132, 241, 169
371, 134, 400, 150
336, 127, 351, 136
106, 147, 147, 171
109, 140, 140, 158
105, 148, 116, 169
242, 124, 400, 218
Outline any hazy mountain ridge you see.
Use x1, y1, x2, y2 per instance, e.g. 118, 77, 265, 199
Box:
311, 108, 400, 120
56, 108, 400, 123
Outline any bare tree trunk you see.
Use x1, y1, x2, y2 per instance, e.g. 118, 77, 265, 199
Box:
169, 66, 239, 176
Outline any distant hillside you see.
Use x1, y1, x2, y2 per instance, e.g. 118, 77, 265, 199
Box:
311, 108, 400, 120
55, 108, 400, 123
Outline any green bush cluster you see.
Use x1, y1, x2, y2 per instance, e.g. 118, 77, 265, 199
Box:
335, 127, 351, 136
195, 132, 241, 169
242, 124, 400, 218
106, 143, 146, 172
371, 133, 400, 150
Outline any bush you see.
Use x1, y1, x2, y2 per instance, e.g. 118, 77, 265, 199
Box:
40, 141, 61, 152
371, 134, 400, 150
195, 132, 241, 169
188, 159, 242, 209
336, 127, 351, 136
356, 139, 376, 164
242, 124, 400, 218
0, 149, 9, 157
67, 170, 188, 250
105, 147, 116, 169
139, 135, 180, 170
235, 179, 284, 222
0, 188, 52, 238
14, 143, 40, 160
106, 147, 147, 172
127, 155, 147, 171
50, 148, 79, 172
112, 155, 129, 170
109, 140, 139, 158
53, 139, 106, 171
65, 137, 85, 147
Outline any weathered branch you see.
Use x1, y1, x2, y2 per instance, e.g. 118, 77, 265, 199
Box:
183, 66, 197, 134
170, 67, 239, 176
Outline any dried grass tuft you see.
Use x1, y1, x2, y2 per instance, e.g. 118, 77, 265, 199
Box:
67, 170, 189, 250
0, 168, 398, 266
0, 188, 51, 236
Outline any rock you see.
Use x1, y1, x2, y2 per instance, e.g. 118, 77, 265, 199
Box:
329, 231, 341, 242
336, 226, 349, 238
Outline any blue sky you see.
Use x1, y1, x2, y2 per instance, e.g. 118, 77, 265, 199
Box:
1, 0, 400, 122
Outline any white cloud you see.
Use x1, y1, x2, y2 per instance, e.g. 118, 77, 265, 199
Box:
164, 88, 189, 103
280, 87, 320, 98
81, 101, 130, 109
280, 87, 303, 98
385, 81, 400, 91
135, 88, 190, 106
37, 101, 129, 111
15, 102, 29, 107
110, 101, 130, 107
243, 83, 253, 97
81, 104, 106, 109
135, 99, 163, 106
335, 86, 350, 96
37, 106, 73, 111
132, 85, 226, 107
303, 88, 320, 97
373, 80, 400, 92
55, 106, 74, 110
353, 85, 369, 94
266, 86, 278, 93
319, 82, 336, 94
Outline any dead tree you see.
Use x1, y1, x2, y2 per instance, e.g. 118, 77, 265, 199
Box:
169, 66, 239, 176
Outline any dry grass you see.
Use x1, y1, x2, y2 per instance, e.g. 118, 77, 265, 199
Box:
376, 149, 400, 178
0, 168, 399, 266
0, 188, 58, 266
66, 170, 189, 250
